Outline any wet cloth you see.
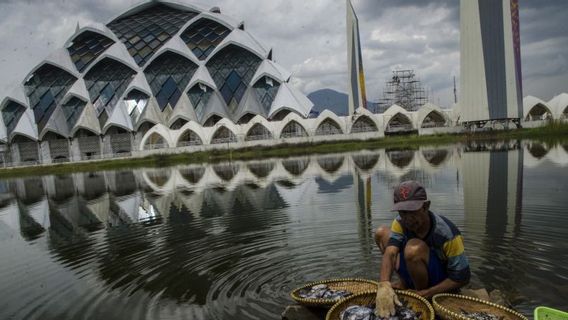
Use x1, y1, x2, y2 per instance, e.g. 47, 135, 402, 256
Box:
387, 211, 470, 284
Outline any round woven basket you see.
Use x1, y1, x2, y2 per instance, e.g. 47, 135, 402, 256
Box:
326, 290, 435, 320
290, 278, 379, 308
432, 293, 528, 320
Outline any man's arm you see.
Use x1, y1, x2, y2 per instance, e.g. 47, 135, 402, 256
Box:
380, 245, 399, 282
416, 277, 468, 299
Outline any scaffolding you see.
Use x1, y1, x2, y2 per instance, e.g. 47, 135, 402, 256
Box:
377, 69, 429, 112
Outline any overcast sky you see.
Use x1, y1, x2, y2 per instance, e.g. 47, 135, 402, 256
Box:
0, 0, 567, 108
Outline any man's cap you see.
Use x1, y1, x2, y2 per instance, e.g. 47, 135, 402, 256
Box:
392, 180, 428, 212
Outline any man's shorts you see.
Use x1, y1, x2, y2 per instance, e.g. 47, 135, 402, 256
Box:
397, 247, 448, 289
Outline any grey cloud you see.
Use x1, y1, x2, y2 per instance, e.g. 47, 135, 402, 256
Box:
0, 0, 566, 108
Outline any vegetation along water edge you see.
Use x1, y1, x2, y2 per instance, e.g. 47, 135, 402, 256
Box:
1, 121, 567, 179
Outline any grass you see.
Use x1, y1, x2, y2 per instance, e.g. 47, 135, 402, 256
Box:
1, 121, 567, 179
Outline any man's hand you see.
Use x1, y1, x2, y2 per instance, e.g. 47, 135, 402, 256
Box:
375, 281, 401, 318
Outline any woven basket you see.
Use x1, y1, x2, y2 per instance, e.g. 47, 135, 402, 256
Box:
290, 278, 379, 307
432, 293, 528, 320
326, 290, 435, 320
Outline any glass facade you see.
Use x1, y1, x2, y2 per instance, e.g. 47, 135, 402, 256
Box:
187, 84, 213, 120
2, 101, 26, 134
351, 116, 377, 133
107, 4, 198, 66
67, 31, 114, 72
124, 90, 149, 125
60, 97, 87, 129
280, 121, 307, 138
145, 52, 197, 111
211, 126, 237, 144
315, 119, 342, 136
207, 45, 262, 111
180, 18, 231, 60
245, 123, 272, 141
177, 130, 203, 147
84, 58, 136, 124
24, 64, 77, 131
253, 76, 280, 115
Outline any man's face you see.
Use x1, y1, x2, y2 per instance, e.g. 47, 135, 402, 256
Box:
398, 203, 429, 233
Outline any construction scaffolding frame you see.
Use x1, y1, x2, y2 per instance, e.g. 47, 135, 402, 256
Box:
377, 69, 429, 112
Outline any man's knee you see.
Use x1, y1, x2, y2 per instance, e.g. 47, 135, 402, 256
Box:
374, 225, 390, 250
404, 238, 429, 262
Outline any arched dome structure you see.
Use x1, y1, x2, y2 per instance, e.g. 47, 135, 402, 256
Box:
0, 0, 312, 155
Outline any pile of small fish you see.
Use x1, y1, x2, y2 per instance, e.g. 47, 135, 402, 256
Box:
460, 309, 504, 320
339, 301, 422, 320
297, 284, 352, 300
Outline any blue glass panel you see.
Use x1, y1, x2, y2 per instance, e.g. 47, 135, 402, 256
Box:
60, 97, 86, 128
187, 85, 212, 119
1, 101, 26, 133
180, 18, 231, 60
206, 45, 262, 110
84, 58, 136, 123
67, 31, 114, 72
254, 76, 281, 114
107, 4, 198, 66
24, 63, 77, 131
144, 51, 197, 111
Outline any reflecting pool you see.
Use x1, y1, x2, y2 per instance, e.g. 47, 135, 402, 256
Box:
1, 140, 567, 319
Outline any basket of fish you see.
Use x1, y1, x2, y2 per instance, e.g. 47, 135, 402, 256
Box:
291, 278, 379, 307
432, 293, 528, 320
326, 290, 434, 320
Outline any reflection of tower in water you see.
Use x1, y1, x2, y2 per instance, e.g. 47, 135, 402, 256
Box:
354, 169, 373, 261
462, 142, 523, 289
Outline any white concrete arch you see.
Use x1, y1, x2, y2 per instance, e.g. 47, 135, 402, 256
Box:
313, 110, 346, 135
179, 12, 237, 36
140, 123, 175, 149
145, 37, 201, 68
22, 49, 80, 86
268, 82, 312, 119
63, 24, 118, 53
38, 126, 69, 141
187, 66, 217, 91
523, 96, 553, 120
172, 121, 206, 146
125, 73, 153, 98
548, 93, 568, 119
102, 100, 133, 134
350, 107, 381, 133
206, 29, 268, 63
9, 107, 38, 142
251, 60, 288, 85
71, 124, 99, 137
208, 120, 240, 144
82, 43, 139, 76
107, 0, 207, 26
242, 115, 275, 140
417, 104, 449, 128
62, 78, 90, 104
275, 112, 310, 138
0, 84, 29, 110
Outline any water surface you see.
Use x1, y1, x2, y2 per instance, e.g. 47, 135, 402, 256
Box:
1, 140, 567, 319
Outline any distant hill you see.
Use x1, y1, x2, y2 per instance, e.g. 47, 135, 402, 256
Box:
307, 89, 348, 116
307, 89, 378, 117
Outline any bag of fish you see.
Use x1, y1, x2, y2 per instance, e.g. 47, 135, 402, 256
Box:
460, 309, 504, 320
298, 284, 352, 301
339, 301, 422, 320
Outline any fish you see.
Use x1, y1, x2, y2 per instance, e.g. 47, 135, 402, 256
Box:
460, 309, 505, 320
298, 284, 352, 300
340, 301, 422, 320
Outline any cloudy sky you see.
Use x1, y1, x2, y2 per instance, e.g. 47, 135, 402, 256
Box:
0, 0, 567, 108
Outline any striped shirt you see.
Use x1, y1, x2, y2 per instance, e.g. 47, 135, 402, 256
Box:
387, 211, 471, 282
